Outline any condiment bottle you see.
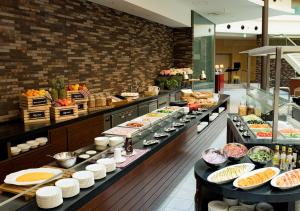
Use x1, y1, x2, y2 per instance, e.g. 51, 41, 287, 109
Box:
272, 145, 280, 167
280, 146, 287, 171
286, 147, 293, 170
124, 137, 133, 155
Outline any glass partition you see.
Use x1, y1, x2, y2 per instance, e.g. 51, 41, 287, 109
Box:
192, 11, 215, 90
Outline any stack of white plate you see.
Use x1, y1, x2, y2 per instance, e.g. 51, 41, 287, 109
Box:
223, 197, 238, 206
86, 164, 106, 180
296, 200, 300, 211
36, 186, 63, 209
208, 201, 228, 211
55, 178, 80, 198
72, 171, 94, 189
97, 158, 116, 173
239, 202, 256, 211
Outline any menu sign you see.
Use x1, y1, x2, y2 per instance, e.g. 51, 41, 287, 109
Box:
29, 111, 45, 119
60, 109, 74, 116
32, 98, 47, 106
71, 93, 84, 100
78, 103, 84, 110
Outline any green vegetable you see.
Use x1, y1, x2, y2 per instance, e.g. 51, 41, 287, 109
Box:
249, 150, 272, 162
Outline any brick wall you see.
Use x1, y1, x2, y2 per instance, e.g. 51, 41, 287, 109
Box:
0, 0, 179, 122
173, 28, 193, 68
256, 35, 297, 87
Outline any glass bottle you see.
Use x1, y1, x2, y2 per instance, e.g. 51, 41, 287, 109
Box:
254, 103, 262, 117
238, 101, 247, 116
124, 137, 133, 155
272, 145, 280, 167
280, 146, 287, 171
286, 147, 293, 171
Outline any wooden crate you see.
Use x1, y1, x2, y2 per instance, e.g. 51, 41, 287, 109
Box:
0, 166, 74, 201
21, 108, 50, 124
67, 91, 87, 102
76, 100, 88, 115
19, 95, 51, 110
50, 105, 78, 121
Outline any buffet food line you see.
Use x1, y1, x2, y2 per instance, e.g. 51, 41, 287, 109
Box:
0, 94, 229, 210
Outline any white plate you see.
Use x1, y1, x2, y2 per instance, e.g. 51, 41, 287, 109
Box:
207, 163, 255, 184
271, 169, 300, 190
5, 168, 63, 186
233, 167, 280, 190
115, 156, 126, 164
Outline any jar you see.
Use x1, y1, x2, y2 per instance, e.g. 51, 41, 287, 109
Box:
106, 97, 113, 106
255, 104, 262, 117
238, 103, 247, 116
95, 95, 106, 107
88, 95, 95, 108
247, 105, 255, 115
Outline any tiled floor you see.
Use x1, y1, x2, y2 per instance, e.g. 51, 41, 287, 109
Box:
157, 129, 227, 211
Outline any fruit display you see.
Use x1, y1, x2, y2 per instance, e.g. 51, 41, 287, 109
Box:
67, 83, 88, 91
207, 163, 255, 184
223, 143, 248, 160
234, 167, 279, 190
271, 169, 300, 189
55, 99, 73, 107
22, 89, 48, 97
50, 78, 67, 101
145, 113, 166, 118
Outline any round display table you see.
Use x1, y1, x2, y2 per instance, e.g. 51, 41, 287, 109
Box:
194, 159, 300, 211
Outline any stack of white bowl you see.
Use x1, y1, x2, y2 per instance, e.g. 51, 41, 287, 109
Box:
108, 136, 125, 147
208, 201, 228, 211
94, 136, 109, 150
11, 137, 48, 156
16, 144, 30, 152
35, 137, 48, 146
26, 140, 39, 149
97, 158, 116, 172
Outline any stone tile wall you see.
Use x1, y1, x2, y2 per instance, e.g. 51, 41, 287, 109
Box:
0, 0, 179, 122
173, 28, 193, 68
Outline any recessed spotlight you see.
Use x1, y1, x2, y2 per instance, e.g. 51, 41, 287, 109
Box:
254, 26, 258, 31
227, 24, 231, 29
241, 25, 245, 30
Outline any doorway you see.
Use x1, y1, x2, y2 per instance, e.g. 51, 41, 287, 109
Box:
216, 53, 232, 83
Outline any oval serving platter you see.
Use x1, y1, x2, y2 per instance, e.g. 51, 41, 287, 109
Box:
4, 168, 63, 186
233, 167, 280, 190
207, 163, 255, 184
271, 169, 300, 190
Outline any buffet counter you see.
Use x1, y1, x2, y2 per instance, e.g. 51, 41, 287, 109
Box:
0, 95, 230, 211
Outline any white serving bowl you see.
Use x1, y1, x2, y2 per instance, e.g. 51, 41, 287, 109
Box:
55, 178, 80, 198
223, 197, 239, 206
97, 158, 116, 173
94, 136, 109, 146
72, 171, 94, 189
10, 147, 21, 156
239, 201, 256, 211
109, 136, 125, 147
26, 140, 39, 149
85, 164, 106, 180
86, 150, 97, 155
35, 137, 48, 146
36, 186, 63, 209
17, 144, 30, 152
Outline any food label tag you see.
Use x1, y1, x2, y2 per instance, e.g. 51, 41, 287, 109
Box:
71, 93, 84, 100
32, 98, 47, 105
29, 111, 45, 119
78, 103, 84, 110
60, 109, 74, 116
